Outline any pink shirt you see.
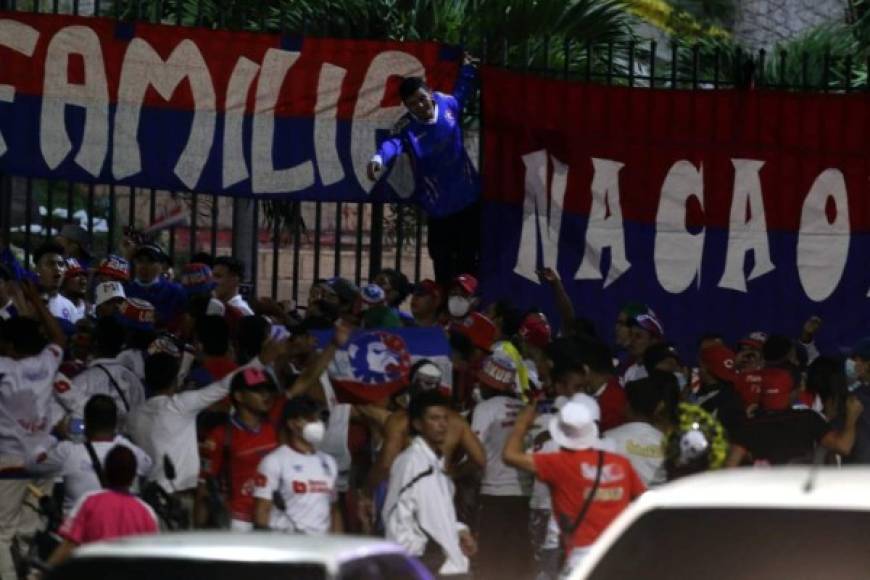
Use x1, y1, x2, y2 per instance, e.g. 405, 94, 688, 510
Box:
59, 490, 159, 545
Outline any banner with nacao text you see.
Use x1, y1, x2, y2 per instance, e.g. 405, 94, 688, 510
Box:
479, 66, 870, 357
0, 12, 460, 199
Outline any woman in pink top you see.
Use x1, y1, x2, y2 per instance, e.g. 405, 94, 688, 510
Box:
47, 446, 159, 567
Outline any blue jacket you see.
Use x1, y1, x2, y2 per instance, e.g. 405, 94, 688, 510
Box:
126, 278, 187, 328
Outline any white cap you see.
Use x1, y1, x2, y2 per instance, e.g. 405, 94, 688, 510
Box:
206, 298, 226, 316
95, 281, 126, 307
548, 401, 599, 451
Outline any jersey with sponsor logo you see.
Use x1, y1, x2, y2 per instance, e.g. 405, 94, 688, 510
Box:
0, 344, 64, 461
253, 444, 337, 535
201, 419, 278, 522
603, 422, 666, 486
472, 395, 534, 496
533, 449, 645, 549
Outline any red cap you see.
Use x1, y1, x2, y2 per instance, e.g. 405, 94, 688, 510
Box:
700, 344, 739, 384
63, 258, 86, 278
478, 353, 518, 392
413, 279, 441, 297
759, 368, 794, 411
737, 331, 768, 351
452, 274, 478, 296
452, 312, 496, 352
519, 313, 552, 349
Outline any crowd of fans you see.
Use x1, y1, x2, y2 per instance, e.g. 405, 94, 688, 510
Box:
0, 223, 868, 580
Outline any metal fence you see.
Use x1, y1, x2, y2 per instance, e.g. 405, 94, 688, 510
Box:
0, 0, 862, 305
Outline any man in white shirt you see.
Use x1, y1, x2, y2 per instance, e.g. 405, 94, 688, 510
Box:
0, 280, 67, 580
383, 391, 477, 578
71, 317, 146, 431
253, 395, 341, 535
213, 256, 254, 316
604, 373, 674, 488
61, 258, 91, 322
128, 340, 278, 522
28, 394, 152, 514
470, 353, 534, 580
34, 242, 81, 325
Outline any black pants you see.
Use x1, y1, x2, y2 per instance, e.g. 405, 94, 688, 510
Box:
427, 202, 481, 285
474, 495, 534, 580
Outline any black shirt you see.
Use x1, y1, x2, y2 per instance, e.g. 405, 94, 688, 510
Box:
694, 382, 746, 435
732, 408, 831, 465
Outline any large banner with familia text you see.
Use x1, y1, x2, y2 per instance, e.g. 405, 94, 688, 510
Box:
0, 12, 460, 199
480, 67, 870, 357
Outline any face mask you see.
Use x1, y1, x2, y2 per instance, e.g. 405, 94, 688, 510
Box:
448, 296, 471, 318
302, 420, 326, 446
846, 358, 858, 383
674, 372, 688, 390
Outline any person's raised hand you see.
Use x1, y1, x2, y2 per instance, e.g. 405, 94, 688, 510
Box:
802, 316, 822, 341
537, 267, 560, 286
847, 395, 864, 422
462, 52, 479, 67
459, 529, 478, 557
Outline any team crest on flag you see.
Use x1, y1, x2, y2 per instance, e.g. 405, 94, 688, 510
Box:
347, 331, 412, 385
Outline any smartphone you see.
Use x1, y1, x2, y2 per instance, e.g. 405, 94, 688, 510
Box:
68, 418, 85, 437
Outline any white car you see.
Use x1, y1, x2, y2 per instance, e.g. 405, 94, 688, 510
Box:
569, 467, 870, 580
46, 532, 434, 580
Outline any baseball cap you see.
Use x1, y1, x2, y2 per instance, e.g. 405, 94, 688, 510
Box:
147, 334, 181, 358
413, 279, 440, 297
759, 368, 794, 411
97, 255, 130, 282
181, 263, 216, 295
117, 298, 156, 331
519, 312, 552, 349
478, 352, 518, 392
452, 312, 497, 352
133, 243, 167, 262
63, 258, 86, 279
452, 274, 478, 296
326, 277, 360, 305
361, 283, 386, 305
852, 336, 870, 360
643, 343, 681, 371
631, 309, 664, 339
700, 344, 739, 384
231, 367, 277, 393
737, 331, 768, 351
94, 281, 126, 307
548, 402, 599, 451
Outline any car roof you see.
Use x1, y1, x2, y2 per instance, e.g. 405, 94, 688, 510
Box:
636, 466, 870, 510
72, 532, 408, 568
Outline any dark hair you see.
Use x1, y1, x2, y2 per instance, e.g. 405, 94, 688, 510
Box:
196, 315, 230, 357
575, 339, 614, 375
33, 242, 65, 266
145, 352, 180, 392
0, 317, 46, 356
626, 371, 677, 419
0, 264, 12, 281
808, 356, 849, 422
763, 334, 793, 363
696, 333, 724, 348
126, 328, 157, 351
94, 316, 125, 357
567, 317, 598, 340
399, 76, 427, 102
377, 269, 411, 307
409, 359, 437, 384
104, 445, 137, 489
643, 343, 680, 375
281, 395, 321, 424
546, 337, 582, 372
84, 394, 118, 435
237, 316, 268, 363
231, 367, 277, 395
551, 358, 585, 386
408, 389, 450, 423
213, 256, 244, 279
191, 252, 214, 267
491, 300, 522, 339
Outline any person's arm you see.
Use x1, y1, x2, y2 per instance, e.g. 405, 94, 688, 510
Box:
193, 430, 223, 528
253, 497, 272, 530
46, 539, 77, 568
725, 443, 748, 468
820, 396, 863, 456
330, 502, 344, 534
26, 441, 70, 476
799, 316, 822, 365
252, 453, 281, 530
286, 322, 352, 399
502, 405, 538, 474
366, 412, 408, 494
457, 416, 486, 470
19, 280, 67, 349
538, 268, 575, 335
451, 55, 478, 112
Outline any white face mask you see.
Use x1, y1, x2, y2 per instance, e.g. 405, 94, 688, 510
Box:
302, 420, 326, 446
448, 296, 471, 318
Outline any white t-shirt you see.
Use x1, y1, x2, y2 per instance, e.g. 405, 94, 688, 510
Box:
603, 422, 666, 487
471, 395, 533, 496
227, 294, 254, 316
117, 349, 146, 382
27, 435, 152, 513
253, 445, 337, 535
621, 363, 648, 387
71, 359, 147, 432
47, 293, 82, 323
0, 344, 64, 462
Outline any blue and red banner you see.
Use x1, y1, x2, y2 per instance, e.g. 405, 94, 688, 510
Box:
480, 67, 870, 358
0, 12, 460, 199
313, 327, 451, 403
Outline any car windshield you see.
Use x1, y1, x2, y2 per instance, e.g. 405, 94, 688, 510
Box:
47, 558, 327, 580
586, 508, 870, 580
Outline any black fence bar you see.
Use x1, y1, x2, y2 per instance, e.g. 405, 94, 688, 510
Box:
189, 192, 198, 257
414, 207, 423, 283
313, 201, 322, 283
354, 202, 364, 286
250, 199, 259, 297
368, 204, 384, 281
291, 203, 302, 303
271, 210, 280, 300
24, 178, 33, 265
334, 202, 343, 278
394, 205, 404, 271
209, 193, 218, 257
0, 175, 10, 247
107, 183, 116, 254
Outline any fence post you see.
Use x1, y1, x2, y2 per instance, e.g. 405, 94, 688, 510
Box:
368, 203, 384, 280
232, 197, 258, 297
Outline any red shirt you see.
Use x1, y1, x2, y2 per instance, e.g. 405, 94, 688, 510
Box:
534, 449, 645, 549
201, 418, 279, 522
596, 377, 627, 432
60, 490, 158, 545
203, 357, 239, 381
